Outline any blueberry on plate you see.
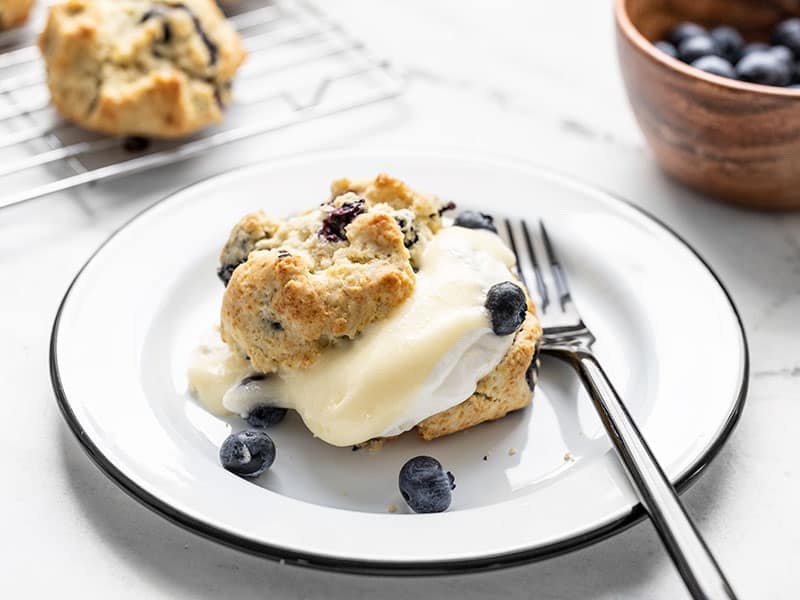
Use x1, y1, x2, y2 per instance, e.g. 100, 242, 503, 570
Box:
678, 35, 720, 63
654, 40, 677, 59
398, 456, 455, 514
219, 430, 275, 478
454, 210, 497, 233
691, 55, 736, 79
773, 18, 800, 55
246, 403, 287, 428
710, 25, 744, 63
736, 51, 792, 86
485, 281, 527, 336
669, 22, 706, 47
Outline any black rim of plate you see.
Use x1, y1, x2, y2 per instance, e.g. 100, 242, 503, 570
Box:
49, 153, 750, 577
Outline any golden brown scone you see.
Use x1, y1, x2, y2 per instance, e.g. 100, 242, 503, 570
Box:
38, 0, 246, 138
416, 312, 542, 440
218, 174, 543, 442
0, 0, 34, 28
219, 174, 453, 373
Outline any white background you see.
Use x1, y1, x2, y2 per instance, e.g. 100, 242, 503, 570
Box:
2, 1, 799, 598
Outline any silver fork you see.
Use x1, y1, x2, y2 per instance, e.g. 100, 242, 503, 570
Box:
500, 217, 737, 600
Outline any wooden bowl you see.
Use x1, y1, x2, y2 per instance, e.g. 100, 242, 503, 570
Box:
615, 0, 800, 210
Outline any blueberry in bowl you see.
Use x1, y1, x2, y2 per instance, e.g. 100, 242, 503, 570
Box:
669, 21, 706, 47
772, 18, 800, 55
677, 35, 721, 63
651, 19, 800, 88
736, 51, 792, 86
691, 55, 735, 79
769, 45, 794, 67
615, 0, 800, 209
709, 25, 744, 63
654, 40, 677, 58
740, 42, 770, 58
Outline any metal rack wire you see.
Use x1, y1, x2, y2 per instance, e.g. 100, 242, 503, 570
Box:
0, 0, 404, 210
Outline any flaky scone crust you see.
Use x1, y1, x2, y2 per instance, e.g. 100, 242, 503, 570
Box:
416, 311, 542, 440
220, 174, 450, 373
38, 0, 245, 137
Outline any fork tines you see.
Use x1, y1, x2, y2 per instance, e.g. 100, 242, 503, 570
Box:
500, 218, 578, 322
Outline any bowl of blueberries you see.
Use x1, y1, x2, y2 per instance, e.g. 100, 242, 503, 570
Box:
615, 0, 800, 209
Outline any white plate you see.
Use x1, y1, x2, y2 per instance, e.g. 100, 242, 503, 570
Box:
50, 149, 748, 574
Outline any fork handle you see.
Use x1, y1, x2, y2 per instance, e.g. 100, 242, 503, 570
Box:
571, 352, 737, 600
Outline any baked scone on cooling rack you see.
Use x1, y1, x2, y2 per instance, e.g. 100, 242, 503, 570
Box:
37, 0, 246, 138
0, 0, 34, 28
190, 174, 542, 447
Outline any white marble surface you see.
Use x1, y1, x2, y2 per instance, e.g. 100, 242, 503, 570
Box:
2, 1, 799, 598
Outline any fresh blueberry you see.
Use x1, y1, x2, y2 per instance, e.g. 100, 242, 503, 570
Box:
709, 26, 744, 63
678, 35, 720, 63
740, 42, 770, 59
219, 430, 275, 478
454, 210, 497, 233
669, 22, 706, 47
773, 18, 800, 56
654, 41, 677, 58
245, 403, 287, 428
485, 281, 527, 336
736, 51, 792, 86
398, 456, 455, 514
770, 45, 794, 66
691, 55, 736, 79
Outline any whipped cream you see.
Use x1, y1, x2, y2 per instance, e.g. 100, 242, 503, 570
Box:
188, 226, 520, 446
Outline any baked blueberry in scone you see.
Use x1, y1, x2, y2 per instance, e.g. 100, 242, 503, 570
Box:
38, 0, 246, 137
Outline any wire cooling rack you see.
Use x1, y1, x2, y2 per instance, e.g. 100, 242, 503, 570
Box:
0, 0, 403, 210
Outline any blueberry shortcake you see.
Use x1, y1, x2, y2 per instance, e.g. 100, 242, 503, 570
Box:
0, 0, 34, 28
38, 0, 245, 138
189, 174, 542, 447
